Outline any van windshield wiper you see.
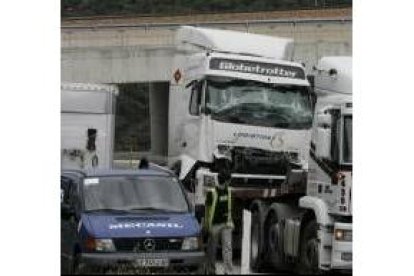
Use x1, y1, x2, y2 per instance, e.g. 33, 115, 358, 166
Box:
85, 208, 129, 214
128, 207, 185, 213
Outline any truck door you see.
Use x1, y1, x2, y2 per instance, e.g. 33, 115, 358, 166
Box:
182, 81, 203, 159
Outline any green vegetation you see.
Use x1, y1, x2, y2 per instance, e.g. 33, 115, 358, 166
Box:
62, 0, 352, 17
115, 83, 151, 152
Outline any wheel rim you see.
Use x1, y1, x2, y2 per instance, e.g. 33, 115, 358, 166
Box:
251, 220, 259, 264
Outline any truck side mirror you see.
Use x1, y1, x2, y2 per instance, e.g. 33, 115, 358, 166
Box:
307, 75, 315, 89
194, 204, 205, 223
189, 81, 202, 116
61, 203, 75, 220
310, 91, 317, 110
316, 113, 332, 160
86, 128, 97, 151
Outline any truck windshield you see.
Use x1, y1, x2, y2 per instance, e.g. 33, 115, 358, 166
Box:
205, 79, 313, 129
83, 176, 189, 213
343, 116, 352, 164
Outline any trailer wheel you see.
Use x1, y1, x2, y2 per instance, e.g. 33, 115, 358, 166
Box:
297, 220, 320, 275
250, 209, 264, 271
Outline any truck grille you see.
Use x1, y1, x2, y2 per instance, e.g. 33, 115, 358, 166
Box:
232, 147, 298, 175
113, 238, 183, 252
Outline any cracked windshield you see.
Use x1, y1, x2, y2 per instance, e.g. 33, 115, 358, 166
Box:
206, 78, 313, 129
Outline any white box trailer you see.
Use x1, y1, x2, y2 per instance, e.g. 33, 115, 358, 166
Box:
61, 83, 118, 170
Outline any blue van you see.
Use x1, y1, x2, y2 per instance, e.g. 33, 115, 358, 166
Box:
61, 167, 205, 274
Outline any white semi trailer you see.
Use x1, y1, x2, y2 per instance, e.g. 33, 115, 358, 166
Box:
61, 83, 118, 170
248, 57, 352, 274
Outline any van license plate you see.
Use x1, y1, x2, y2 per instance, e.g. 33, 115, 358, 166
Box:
135, 258, 169, 267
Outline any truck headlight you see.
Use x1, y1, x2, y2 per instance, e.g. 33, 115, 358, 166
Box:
334, 229, 352, 242
216, 145, 232, 160
182, 237, 200, 250
86, 238, 116, 252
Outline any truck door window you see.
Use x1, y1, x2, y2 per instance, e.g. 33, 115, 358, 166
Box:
330, 111, 341, 163
189, 81, 202, 116
342, 116, 352, 164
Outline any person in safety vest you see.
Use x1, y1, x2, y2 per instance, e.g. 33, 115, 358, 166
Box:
204, 158, 234, 274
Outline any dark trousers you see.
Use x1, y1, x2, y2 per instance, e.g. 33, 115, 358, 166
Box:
207, 223, 233, 274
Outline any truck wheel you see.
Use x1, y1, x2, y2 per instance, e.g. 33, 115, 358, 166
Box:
297, 220, 320, 275
250, 209, 264, 271
267, 212, 286, 270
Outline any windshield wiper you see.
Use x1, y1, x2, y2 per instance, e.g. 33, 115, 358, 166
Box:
128, 207, 185, 213
85, 208, 129, 214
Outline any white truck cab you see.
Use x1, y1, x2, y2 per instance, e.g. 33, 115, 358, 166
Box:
168, 27, 315, 203
300, 56, 352, 271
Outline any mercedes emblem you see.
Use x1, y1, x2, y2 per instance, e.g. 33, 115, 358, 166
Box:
143, 239, 155, 251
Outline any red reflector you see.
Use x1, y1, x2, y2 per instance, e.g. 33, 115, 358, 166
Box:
332, 172, 345, 185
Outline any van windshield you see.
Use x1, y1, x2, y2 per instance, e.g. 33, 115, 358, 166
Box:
205, 78, 313, 129
82, 176, 189, 213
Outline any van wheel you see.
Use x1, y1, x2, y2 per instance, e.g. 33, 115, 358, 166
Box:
69, 254, 80, 275
297, 220, 321, 275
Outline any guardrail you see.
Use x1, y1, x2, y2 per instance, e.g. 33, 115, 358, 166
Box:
61, 17, 351, 31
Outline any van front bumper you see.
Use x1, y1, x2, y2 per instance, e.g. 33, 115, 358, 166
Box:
79, 251, 205, 272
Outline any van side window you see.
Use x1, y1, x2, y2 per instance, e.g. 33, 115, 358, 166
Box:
189, 82, 202, 116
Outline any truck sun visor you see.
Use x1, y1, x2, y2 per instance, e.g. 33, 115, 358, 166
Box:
209, 58, 305, 80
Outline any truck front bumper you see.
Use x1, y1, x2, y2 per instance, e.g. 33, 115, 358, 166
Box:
79, 251, 205, 272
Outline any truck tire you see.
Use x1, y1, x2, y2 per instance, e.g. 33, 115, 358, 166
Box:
250, 209, 264, 271
297, 220, 321, 275
267, 212, 286, 270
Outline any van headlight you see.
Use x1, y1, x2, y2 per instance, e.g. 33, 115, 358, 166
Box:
182, 237, 200, 250
94, 238, 116, 252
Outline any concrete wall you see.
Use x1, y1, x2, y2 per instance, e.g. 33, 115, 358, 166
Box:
61, 18, 351, 160
61, 20, 352, 83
